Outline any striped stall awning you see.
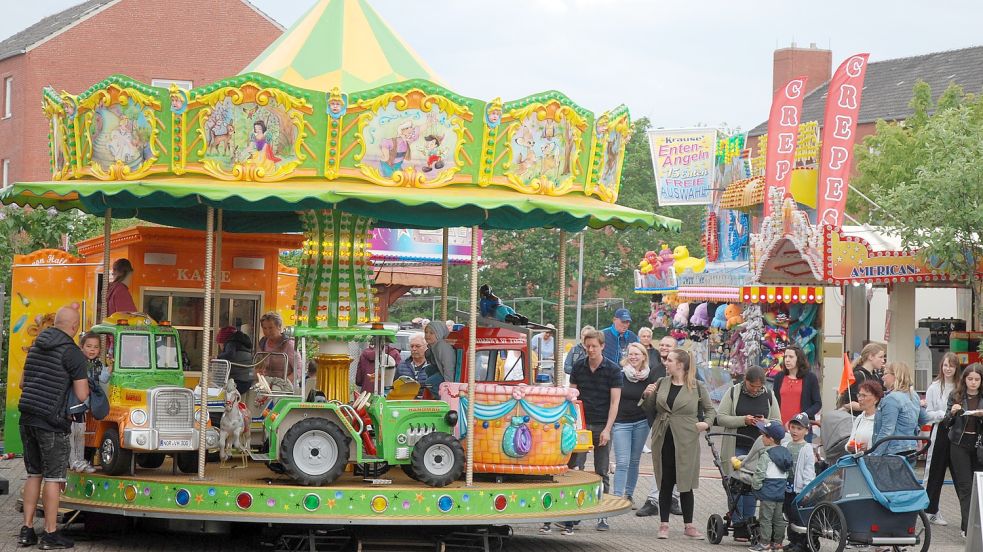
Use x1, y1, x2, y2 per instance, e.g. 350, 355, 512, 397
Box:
677, 287, 742, 302
741, 286, 824, 304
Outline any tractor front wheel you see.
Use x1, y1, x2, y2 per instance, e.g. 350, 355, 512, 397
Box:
411, 433, 464, 487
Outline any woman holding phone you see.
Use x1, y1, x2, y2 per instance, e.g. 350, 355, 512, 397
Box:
713, 367, 781, 540
942, 363, 983, 537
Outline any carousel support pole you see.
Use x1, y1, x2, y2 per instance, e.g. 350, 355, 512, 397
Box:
100, 209, 112, 363
555, 231, 567, 386
465, 225, 479, 487
441, 228, 450, 322
213, 210, 223, 339
575, 232, 585, 340
197, 206, 215, 480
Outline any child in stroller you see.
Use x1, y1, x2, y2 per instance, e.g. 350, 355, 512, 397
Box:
704, 432, 764, 545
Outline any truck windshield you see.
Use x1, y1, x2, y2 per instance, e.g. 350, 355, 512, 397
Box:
119, 334, 151, 369
156, 334, 180, 369
474, 350, 525, 383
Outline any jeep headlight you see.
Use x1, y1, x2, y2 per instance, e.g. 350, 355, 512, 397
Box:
205, 429, 219, 448
130, 409, 148, 426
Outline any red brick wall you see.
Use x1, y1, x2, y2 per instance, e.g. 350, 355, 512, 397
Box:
0, 54, 26, 185
773, 46, 832, 96
0, 0, 282, 185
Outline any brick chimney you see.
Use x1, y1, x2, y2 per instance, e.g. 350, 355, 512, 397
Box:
773, 42, 832, 95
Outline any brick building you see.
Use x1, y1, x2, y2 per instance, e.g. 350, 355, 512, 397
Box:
748, 43, 983, 156
0, 0, 283, 186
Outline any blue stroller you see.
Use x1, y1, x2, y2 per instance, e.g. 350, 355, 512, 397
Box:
790, 436, 931, 552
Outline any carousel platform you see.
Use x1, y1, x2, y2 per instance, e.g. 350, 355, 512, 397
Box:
61, 459, 627, 525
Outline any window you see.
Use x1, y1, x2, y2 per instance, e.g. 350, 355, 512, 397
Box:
143, 290, 261, 372
151, 79, 192, 91
3, 76, 11, 118
155, 334, 180, 369
2, 159, 8, 187
119, 334, 152, 369
473, 350, 525, 383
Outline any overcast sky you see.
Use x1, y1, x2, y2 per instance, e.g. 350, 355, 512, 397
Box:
3, 0, 982, 130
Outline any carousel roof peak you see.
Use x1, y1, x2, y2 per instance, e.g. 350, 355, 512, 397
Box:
242, 0, 442, 91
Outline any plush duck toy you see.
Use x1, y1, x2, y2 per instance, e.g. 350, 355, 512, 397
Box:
672, 246, 707, 276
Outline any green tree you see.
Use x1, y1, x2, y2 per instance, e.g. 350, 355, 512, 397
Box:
853, 81, 983, 327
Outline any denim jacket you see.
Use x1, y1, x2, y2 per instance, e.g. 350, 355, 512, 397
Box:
872, 389, 926, 456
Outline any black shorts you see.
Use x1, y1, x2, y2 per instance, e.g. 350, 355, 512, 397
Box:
20, 424, 70, 483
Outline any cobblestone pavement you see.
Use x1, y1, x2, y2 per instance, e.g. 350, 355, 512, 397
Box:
0, 445, 969, 552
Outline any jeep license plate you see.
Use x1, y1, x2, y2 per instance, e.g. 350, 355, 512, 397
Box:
159, 439, 192, 449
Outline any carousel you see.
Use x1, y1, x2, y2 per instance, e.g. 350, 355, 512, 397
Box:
1, 0, 679, 539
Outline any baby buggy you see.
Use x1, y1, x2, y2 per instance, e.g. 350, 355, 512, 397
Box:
790, 436, 931, 552
704, 432, 762, 545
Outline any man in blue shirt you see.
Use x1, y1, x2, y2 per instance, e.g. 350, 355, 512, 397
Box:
601, 308, 639, 365
394, 333, 429, 398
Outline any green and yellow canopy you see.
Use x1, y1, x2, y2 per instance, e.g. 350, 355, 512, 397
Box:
243, 0, 443, 91
6, 0, 679, 234
1, 177, 676, 233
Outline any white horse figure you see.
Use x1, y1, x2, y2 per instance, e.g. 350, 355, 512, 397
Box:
219, 379, 250, 468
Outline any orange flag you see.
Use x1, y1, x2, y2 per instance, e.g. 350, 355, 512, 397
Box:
837, 352, 855, 394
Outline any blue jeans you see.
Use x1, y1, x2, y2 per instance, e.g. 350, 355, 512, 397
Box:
735, 442, 757, 523
612, 419, 650, 498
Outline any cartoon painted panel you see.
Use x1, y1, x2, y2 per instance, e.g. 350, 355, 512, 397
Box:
4, 251, 88, 454
597, 126, 623, 191
358, 99, 461, 185
509, 114, 576, 186
201, 97, 297, 174
89, 103, 154, 171
46, 92, 76, 179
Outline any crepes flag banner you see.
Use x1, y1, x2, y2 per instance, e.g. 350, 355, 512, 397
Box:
817, 54, 870, 226
647, 128, 717, 205
763, 76, 808, 217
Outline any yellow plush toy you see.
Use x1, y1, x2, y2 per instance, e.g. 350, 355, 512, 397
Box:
672, 246, 707, 276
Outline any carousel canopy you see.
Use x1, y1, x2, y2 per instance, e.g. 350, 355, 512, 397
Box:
242, 0, 443, 91
2, 177, 671, 232
4, 0, 679, 234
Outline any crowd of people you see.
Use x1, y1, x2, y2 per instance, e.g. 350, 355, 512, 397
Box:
14, 286, 981, 548
540, 313, 978, 547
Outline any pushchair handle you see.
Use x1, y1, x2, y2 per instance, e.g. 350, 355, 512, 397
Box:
863, 435, 930, 457
705, 432, 759, 446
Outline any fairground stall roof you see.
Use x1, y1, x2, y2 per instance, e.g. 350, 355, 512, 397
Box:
2, 0, 678, 233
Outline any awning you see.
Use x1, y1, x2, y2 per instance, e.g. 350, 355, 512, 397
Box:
677, 286, 742, 302
741, 286, 824, 304
1, 178, 680, 233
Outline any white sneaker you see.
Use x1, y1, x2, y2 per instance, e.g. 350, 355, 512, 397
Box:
643, 445, 652, 454
927, 512, 947, 526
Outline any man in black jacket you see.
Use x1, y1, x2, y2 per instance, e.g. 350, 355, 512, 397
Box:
18, 306, 89, 549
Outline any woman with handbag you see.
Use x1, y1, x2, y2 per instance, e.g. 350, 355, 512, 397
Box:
640, 348, 716, 540
942, 362, 983, 538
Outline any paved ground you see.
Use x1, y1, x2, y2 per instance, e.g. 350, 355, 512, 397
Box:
0, 444, 970, 552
